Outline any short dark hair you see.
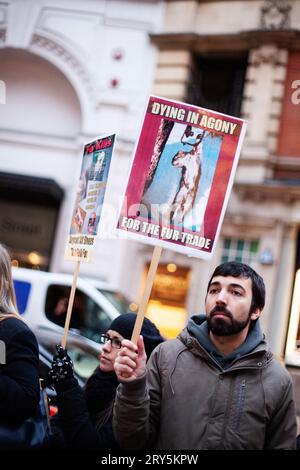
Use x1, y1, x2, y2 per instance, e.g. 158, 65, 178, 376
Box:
207, 261, 265, 313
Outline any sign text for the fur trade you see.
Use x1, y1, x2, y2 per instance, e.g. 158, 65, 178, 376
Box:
120, 216, 211, 250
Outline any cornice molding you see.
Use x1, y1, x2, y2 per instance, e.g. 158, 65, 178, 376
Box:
223, 213, 276, 230
150, 30, 300, 51
234, 181, 300, 204
275, 156, 300, 170
29, 32, 96, 104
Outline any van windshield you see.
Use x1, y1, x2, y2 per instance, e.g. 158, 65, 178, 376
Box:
98, 289, 138, 315
45, 284, 112, 343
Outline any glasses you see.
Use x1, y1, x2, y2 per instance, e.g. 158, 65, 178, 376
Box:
99, 334, 122, 349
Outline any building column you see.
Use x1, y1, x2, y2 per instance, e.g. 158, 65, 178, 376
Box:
237, 45, 288, 183
152, 49, 192, 101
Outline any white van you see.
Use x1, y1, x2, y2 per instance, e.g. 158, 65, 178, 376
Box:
11, 267, 128, 357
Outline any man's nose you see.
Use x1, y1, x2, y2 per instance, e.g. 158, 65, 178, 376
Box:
215, 289, 228, 304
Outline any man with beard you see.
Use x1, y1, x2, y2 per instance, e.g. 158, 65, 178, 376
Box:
113, 261, 297, 450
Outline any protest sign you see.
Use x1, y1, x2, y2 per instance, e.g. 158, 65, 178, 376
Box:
62, 134, 115, 348
117, 96, 246, 260
65, 135, 115, 263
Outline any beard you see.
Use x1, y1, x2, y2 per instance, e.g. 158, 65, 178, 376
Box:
207, 305, 252, 336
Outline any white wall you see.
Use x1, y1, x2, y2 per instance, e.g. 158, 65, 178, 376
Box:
0, 0, 164, 297
0, 49, 81, 138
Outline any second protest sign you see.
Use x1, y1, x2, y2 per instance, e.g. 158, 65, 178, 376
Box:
117, 96, 247, 260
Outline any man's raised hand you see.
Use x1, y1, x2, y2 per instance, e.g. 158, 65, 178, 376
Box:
114, 335, 147, 382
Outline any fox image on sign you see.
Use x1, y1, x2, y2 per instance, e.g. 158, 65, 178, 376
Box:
171, 131, 205, 224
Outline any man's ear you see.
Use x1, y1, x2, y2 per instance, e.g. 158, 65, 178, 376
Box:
250, 308, 261, 321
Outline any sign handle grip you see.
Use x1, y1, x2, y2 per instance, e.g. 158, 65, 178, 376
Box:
61, 260, 81, 349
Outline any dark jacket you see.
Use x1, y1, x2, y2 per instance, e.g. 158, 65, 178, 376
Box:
0, 317, 40, 427
113, 316, 297, 450
85, 368, 119, 442
53, 368, 119, 449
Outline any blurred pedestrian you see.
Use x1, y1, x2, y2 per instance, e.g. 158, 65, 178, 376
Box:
113, 261, 297, 450
47, 313, 164, 449
0, 244, 40, 448
46, 288, 85, 330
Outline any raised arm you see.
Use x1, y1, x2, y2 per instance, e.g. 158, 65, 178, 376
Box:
113, 336, 161, 449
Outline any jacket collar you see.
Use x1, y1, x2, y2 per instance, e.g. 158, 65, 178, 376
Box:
179, 314, 270, 370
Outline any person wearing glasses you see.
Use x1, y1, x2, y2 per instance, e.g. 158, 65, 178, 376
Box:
46, 313, 164, 449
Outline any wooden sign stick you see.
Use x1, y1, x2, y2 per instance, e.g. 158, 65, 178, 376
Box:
131, 245, 162, 345
62, 260, 81, 349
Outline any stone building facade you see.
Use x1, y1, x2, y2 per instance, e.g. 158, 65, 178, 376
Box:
1, 0, 300, 366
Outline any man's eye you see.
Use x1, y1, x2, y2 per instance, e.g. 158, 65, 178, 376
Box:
209, 289, 218, 294
232, 291, 242, 296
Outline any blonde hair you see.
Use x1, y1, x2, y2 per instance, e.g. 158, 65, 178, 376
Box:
0, 244, 21, 322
